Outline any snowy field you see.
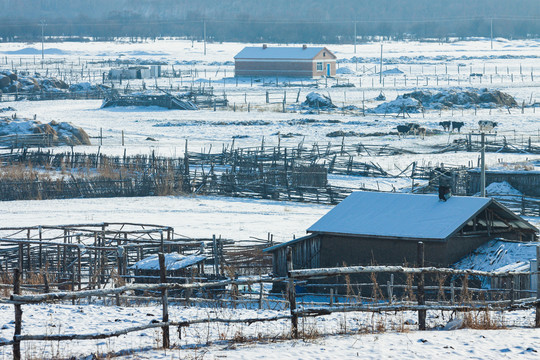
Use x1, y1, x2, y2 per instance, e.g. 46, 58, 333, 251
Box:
1, 37, 540, 164
1, 38, 540, 359
0, 302, 539, 359
0, 195, 331, 242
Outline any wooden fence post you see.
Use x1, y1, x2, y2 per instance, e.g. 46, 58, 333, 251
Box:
115, 246, 123, 306
286, 247, 298, 338
43, 270, 50, 293
13, 268, 22, 360
417, 241, 426, 330
388, 274, 394, 304
212, 234, 219, 275
158, 253, 170, 348
258, 279, 264, 310
18, 244, 23, 278
535, 245, 540, 327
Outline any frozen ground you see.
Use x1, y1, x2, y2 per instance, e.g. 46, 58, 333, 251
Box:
0, 302, 538, 359
1, 38, 539, 175
0, 195, 331, 242
2, 100, 539, 173
0, 38, 539, 359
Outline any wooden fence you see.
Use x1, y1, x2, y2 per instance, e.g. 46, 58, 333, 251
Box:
0, 134, 54, 148
1, 242, 539, 358
1, 147, 540, 208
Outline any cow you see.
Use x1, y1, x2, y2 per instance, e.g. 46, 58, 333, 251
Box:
417, 127, 426, 139
451, 121, 464, 132
396, 124, 411, 137
407, 123, 420, 134
397, 124, 426, 139
478, 120, 498, 133
439, 121, 451, 131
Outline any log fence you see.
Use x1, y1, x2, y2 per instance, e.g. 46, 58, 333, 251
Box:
1, 146, 540, 210
1, 241, 539, 358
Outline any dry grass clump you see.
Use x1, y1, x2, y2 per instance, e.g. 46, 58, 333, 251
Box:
0, 164, 44, 181
462, 310, 505, 330
500, 162, 534, 171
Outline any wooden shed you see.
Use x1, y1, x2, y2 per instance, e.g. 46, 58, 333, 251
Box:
264, 192, 538, 277
234, 45, 337, 78
467, 169, 540, 197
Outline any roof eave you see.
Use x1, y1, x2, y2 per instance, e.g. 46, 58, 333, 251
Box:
446, 198, 538, 239
490, 199, 539, 232
445, 198, 494, 239
319, 47, 337, 59
263, 233, 319, 253
306, 230, 447, 242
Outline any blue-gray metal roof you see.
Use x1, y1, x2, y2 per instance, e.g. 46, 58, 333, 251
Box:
263, 192, 537, 253
306, 192, 523, 240
234, 46, 334, 60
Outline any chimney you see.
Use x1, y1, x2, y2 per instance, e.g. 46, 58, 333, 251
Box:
438, 167, 452, 201
302, 44, 307, 50
262, 44, 267, 49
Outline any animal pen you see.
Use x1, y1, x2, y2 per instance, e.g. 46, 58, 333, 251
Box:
2, 136, 540, 210
0, 223, 273, 294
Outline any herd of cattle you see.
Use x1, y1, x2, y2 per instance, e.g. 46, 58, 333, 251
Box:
396, 120, 498, 138
396, 123, 427, 138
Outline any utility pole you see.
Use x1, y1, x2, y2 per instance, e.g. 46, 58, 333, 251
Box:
354, 21, 357, 54
40, 20, 46, 63
379, 43, 383, 84
480, 132, 486, 197
203, 20, 207, 56
490, 18, 493, 50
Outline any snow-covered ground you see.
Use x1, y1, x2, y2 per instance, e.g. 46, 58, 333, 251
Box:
1, 38, 540, 359
0, 302, 538, 359
1, 38, 539, 173
0, 195, 331, 242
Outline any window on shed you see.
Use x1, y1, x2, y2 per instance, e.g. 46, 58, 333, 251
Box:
316, 62, 323, 71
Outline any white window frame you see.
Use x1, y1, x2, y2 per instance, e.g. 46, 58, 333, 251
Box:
316, 62, 323, 71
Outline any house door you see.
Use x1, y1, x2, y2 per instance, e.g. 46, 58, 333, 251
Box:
326, 63, 331, 76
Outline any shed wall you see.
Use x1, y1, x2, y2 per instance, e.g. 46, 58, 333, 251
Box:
319, 235, 448, 267
272, 236, 321, 277
235, 59, 336, 77
235, 60, 314, 77
467, 171, 540, 197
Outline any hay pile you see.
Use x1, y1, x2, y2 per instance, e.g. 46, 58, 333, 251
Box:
402, 88, 517, 109
370, 88, 518, 114
0, 117, 91, 146
302, 92, 337, 110
0, 70, 69, 94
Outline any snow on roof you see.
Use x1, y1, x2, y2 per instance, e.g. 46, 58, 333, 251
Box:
453, 239, 537, 273
129, 253, 206, 271
307, 192, 492, 240
234, 46, 332, 60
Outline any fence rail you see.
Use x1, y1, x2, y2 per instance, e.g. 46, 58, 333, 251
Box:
2, 242, 539, 359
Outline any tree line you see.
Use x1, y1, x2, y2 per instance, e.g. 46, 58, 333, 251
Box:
0, 0, 538, 42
